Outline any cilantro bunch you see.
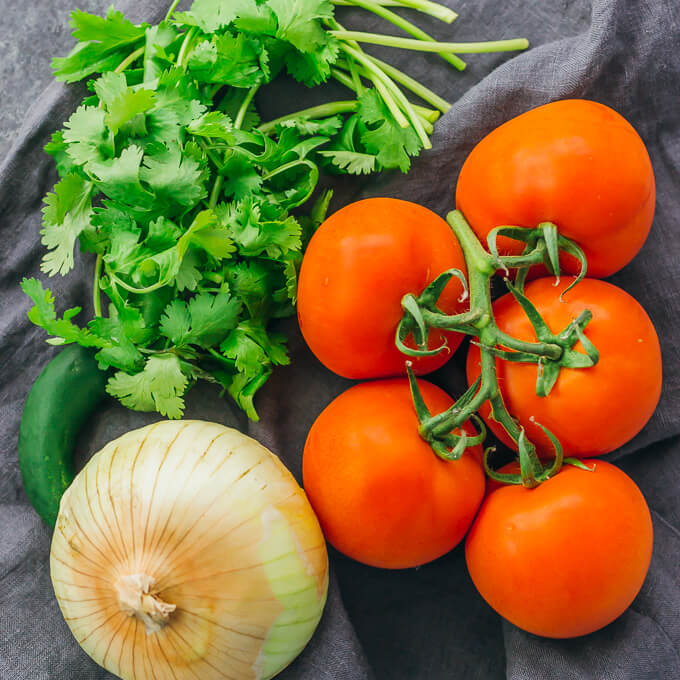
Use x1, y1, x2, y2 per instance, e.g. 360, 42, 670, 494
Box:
22, 0, 527, 419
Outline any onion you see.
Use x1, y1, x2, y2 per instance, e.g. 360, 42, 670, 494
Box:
50, 420, 329, 680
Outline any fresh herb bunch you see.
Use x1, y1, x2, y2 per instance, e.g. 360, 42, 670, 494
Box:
22, 0, 528, 419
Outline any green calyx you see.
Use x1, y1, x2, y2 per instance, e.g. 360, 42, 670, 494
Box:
398, 210, 600, 487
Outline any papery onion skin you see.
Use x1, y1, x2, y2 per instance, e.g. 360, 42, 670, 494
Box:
50, 420, 329, 680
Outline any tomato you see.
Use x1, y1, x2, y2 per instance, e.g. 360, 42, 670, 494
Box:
302, 379, 485, 569
456, 99, 655, 277
466, 277, 662, 457
465, 461, 653, 638
297, 198, 467, 379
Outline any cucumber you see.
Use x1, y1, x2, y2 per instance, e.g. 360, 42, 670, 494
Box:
18, 344, 108, 527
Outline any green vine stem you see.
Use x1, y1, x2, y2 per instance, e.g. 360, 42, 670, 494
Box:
399, 210, 599, 487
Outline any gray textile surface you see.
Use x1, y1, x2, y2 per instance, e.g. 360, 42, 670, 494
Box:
1, 0, 679, 679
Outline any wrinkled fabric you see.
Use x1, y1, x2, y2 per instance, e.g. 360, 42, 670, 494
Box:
1, 0, 679, 679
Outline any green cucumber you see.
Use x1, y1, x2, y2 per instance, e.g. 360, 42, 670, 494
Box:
18, 345, 108, 527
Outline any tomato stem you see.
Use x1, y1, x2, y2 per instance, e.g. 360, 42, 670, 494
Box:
398, 210, 599, 487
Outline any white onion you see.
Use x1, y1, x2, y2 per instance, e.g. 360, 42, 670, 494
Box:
50, 420, 329, 680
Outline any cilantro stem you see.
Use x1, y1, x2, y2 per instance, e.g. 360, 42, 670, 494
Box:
332, 0, 457, 23
206, 84, 260, 210
164, 0, 182, 21
326, 16, 410, 127
335, 56, 450, 114
207, 348, 236, 369
93, 254, 103, 317
114, 46, 145, 74
198, 140, 224, 171
330, 67, 359, 91
374, 63, 432, 148
340, 44, 429, 143
331, 31, 530, 54
366, 55, 453, 111
235, 84, 261, 130
343, 0, 466, 71
412, 104, 440, 123
208, 176, 223, 210
106, 268, 170, 295
335, 65, 436, 132
258, 101, 359, 135
177, 27, 198, 68
347, 58, 365, 95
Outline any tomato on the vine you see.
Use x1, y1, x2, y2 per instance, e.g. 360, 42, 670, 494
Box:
456, 99, 655, 277
465, 461, 653, 638
297, 198, 467, 379
466, 277, 662, 457
302, 379, 484, 569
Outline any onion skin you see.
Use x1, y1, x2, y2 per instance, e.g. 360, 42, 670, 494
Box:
50, 420, 328, 680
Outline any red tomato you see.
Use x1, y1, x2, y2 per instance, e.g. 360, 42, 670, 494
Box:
465, 461, 653, 638
302, 379, 485, 569
297, 198, 467, 379
466, 277, 662, 457
456, 99, 655, 277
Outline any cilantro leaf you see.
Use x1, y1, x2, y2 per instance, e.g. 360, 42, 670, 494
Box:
318, 149, 376, 174
44, 131, 78, 177
225, 260, 276, 319
282, 255, 300, 303
186, 40, 217, 81
40, 174, 94, 276
94, 72, 155, 136
219, 369, 270, 421
53, 43, 131, 84
88, 145, 155, 208
187, 292, 242, 347
52, 7, 146, 83
106, 354, 188, 419
88, 313, 146, 372
108, 88, 155, 136
145, 68, 206, 144
220, 329, 268, 378
222, 153, 264, 200
62, 105, 113, 166
145, 216, 182, 251
187, 111, 234, 141
175, 249, 203, 292
358, 89, 422, 172
286, 37, 339, 85
70, 7, 146, 47
189, 33, 263, 88
140, 143, 206, 208
187, 212, 237, 259
235, 320, 290, 366
268, 0, 334, 52
175, 0, 244, 33
92, 71, 127, 107
143, 22, 179, 83
233, 3, 278, 33
276, 115, 343, 136
158, 300, 191, 346
30, 0, 441, 424
20, 278, 107, 347
160, 292, 242, 348
218, 198, 302, 258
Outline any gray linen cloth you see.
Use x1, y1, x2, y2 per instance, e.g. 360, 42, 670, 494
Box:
1, 0, 679, 678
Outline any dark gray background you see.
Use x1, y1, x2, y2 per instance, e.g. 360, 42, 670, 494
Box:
1, 1, 679, 679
